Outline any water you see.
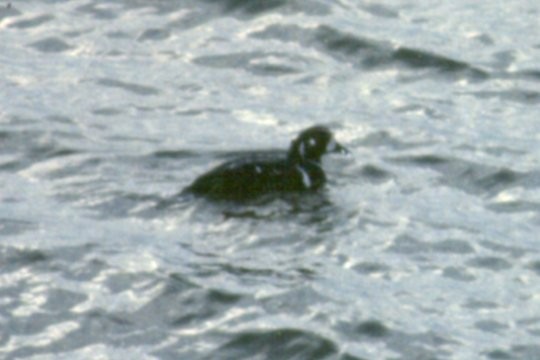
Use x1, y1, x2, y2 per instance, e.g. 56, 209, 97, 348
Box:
1, 1, 540, 359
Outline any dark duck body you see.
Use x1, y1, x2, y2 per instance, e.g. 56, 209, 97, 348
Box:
184, 125, 348, 200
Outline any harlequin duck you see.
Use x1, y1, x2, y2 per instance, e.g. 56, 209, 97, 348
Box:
183, 125, 348, 200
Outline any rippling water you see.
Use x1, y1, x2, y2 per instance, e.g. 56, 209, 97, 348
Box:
1, 1, 540, 359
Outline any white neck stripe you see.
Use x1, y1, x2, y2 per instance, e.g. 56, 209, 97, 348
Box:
296, 165, 311, 189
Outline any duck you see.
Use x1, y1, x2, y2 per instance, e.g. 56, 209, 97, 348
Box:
183, 125, 348, 200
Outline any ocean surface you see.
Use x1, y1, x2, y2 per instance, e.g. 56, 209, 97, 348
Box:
1, 1, 540, 359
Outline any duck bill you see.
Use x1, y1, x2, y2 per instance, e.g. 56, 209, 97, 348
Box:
326, 139, 349, 155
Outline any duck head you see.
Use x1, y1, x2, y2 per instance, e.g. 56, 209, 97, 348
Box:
288, 125, 348, 163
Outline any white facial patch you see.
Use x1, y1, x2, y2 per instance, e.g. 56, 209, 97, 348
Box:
299, 142, 306, 157
296, 165, 311, 189
308, 138, 316, 147
255, 166, 262, 174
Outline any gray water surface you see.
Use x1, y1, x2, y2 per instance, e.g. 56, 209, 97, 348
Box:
1, 1, 540, 359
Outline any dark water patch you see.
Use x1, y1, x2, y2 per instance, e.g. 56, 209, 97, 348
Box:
471, 33, 495, 46
252, 63, 300, 75
486, 349, 513, 359
260, 286, 328, 315
388, 235, 475, 259
9, 14, 54, 29
0, 245, 47, 267
334, 319, 391, 354
442, 266, 476, 281
91, 107, 123, 116
478, 240, 527, 258
487, 200, 540, 214
394, 47, 464, 70
193, 51, 304, 76
97, 79, 160, 96
386, 234, 429, 254
517, 317, 540, 327
219, 262, 286, 279
0, 130, 82, 172
485, 345, 540, 360
481, 145, 527, 157
452, 166, 521, 195
207, 288, 242, 304
206, 0, 287, 15
314, 25, 382, 58
392, 155, 529, 197
432, 239, 475, 254
475, 319, 509, 334
353, 261, 391, 275
0, 218, 38, 236
400, 154, 449, 167
217, 328, 338, 360
362, 3, 399, 18
476, 168, 518, 191
134, 104, 176, 113
63, 28, 93, 39
7, 307, 173, 359
202, 0, 330, 17
338, 325, 456, 360
29, 37, 73, 53
174, 105, 226, 117
42, 288, 87, 313
513, 69, 540, 81
138, 28, 171, 42
106, 30, 130, 39
466, 256, 512, 271
490, 50, 516, 71
168, 9, 214, 30
131, 273, 243, 328
151, 149, 197, 159
76, 2, 118, 20
47, 115, 74, 125
355, 320, 389, 338
388, 331, 455, 360
359, 164, 393, 182
395, 42, 486, 79
251, 24, 488, 79
104, 133, 161, 144
340, 355, 368, 360
463, 299, 499, 309
527, 260, 540, 275
468, 89, 540, 104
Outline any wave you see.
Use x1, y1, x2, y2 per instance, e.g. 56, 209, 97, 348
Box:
251, 24, 489, 79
